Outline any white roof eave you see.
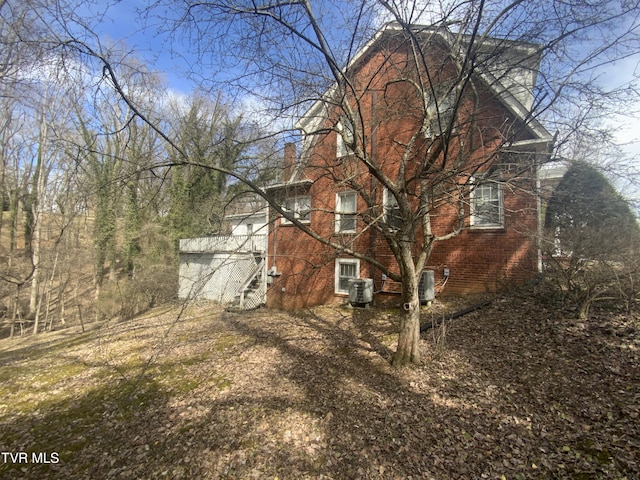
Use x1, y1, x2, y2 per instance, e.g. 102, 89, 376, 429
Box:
477, 68, 552, 141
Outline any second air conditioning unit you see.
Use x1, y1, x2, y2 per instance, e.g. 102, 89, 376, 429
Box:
418, 270, 435, 304
348, 278, 374, 307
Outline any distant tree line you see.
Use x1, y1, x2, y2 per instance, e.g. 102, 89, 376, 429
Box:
0, 0, 280, 334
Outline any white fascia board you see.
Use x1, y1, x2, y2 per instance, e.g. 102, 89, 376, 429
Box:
295, 95, 332, 133
478, 67, 552, 141
507, 138, 555, 151
264, 178, 314, 192
539, 162, 568, 180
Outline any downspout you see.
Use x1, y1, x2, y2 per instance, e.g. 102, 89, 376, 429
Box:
272, 217, 278, 272
537, 134, 557, 273
370, 90, 380, 289
536, 151, 543, 273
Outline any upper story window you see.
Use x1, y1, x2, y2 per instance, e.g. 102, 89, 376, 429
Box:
428, 87, 457, 137
336, 115, 355, 157
470, 179, 504, 229
383, 187, 403, 230
281, 196, 311, 225
336, 191, 357, 233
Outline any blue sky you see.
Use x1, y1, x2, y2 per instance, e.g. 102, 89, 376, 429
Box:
87, 0, 639, 180
89, 1, 640, 97
85, 0, 198, 93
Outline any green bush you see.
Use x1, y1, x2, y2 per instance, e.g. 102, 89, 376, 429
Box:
543, 161, 640, 317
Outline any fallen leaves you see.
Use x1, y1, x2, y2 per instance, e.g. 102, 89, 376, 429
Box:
0, 294, 638, 479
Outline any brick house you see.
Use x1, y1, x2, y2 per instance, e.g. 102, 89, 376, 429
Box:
263, 23, 554, 310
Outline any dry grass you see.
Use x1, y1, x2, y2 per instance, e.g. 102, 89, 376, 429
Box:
0, 294, 638, 479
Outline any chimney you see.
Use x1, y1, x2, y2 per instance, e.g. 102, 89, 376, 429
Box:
283, 142, 296, 182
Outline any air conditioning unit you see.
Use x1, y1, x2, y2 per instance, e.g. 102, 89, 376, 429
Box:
418, 270, 435, 304
348, 278, 374, 307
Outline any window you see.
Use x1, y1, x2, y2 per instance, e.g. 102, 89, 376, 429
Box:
336, 116, 355, 157
470, 180, 504, 228
336, 191, 357, 233
428, 87, 457, 137
383, 188, 403, 230
281, 196, 311, 224
335, 258, 360, 294
246, 223, 253, 235
297, 196, 311, 222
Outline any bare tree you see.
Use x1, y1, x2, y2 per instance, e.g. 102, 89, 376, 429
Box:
0, 0, 44, 90
38, 0, 639, 363
128, 0, 637, 365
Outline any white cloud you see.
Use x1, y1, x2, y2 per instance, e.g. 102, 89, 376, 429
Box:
374, 0, 462, 26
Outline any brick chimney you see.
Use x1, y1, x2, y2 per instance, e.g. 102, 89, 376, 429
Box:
283, 142, 297, 182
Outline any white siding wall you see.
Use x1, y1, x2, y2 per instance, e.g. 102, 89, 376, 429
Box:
178, 207, 268, 305
230, 218, 268, 237
229, 210, 268, 237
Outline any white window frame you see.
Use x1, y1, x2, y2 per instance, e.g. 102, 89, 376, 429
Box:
281, 195, 311, 225
336, 191, 357, 233
383, 187, 403, 230
335, 258, 360, 295
428, 87, 457, 137
336, 116, 355, 157
470, 178, 504, 229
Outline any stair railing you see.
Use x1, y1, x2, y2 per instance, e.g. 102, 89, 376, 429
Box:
237, 260, 265, 308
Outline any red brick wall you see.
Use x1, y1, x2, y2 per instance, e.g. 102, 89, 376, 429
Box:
266, 171, 538, 310
266, 37, 540, 310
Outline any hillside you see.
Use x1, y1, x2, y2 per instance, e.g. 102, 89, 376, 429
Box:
0, 294, 638, 479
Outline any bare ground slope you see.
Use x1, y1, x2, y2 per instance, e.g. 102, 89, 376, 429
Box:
0, 294, 638, 479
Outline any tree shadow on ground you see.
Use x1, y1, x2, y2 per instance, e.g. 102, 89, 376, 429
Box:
208, 306, 539, 478
3, 298, 634, 479
0, 303, 484, 479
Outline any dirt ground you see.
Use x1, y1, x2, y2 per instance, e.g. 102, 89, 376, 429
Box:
0, 293, 638, 479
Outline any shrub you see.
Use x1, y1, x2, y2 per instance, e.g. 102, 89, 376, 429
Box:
543, 161, 640, 317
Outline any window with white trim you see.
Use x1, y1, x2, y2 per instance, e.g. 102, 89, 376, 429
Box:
335, 258, 360, 294
336, 191, 357, 233
281, 196, 311, 224
383, 187, 403, 230
428, 87, 457, 137
336, 116, 355, 157
470, 179, 504, 228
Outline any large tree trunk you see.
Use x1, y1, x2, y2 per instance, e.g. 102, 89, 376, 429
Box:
9, 285, 20, 339
392, 247, 422, 366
